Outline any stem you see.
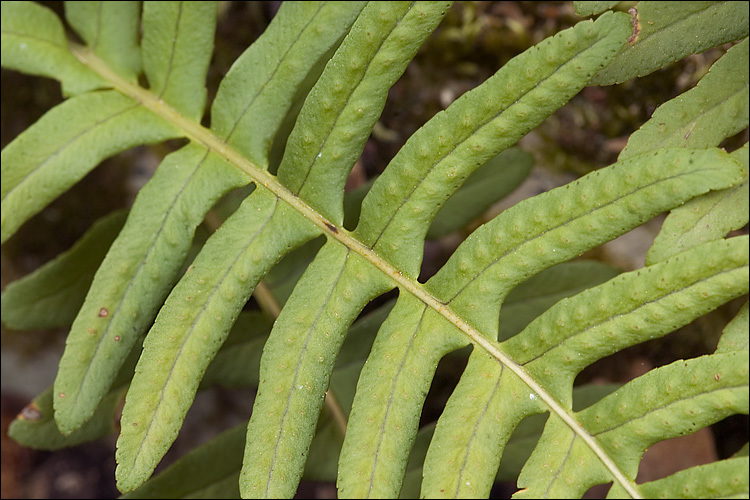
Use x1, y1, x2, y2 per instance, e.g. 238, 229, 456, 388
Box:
324, 389, 349, 438
252, 281, 282, 319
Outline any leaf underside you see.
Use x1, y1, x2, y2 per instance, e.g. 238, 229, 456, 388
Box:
1, 2, 748, 499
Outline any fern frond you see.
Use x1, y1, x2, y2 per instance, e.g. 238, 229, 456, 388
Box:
0, 90, 178, 243
49, 1, 364, 436
590, 1, 749, 85
64, 1, 142, 82
648, 143, 749, 264
717, 300, 749, 353
0, 0, 106, 94
517, 349, 748, 498
113, 2, 452, 494
2, 2, 747, 499
619, 38, 748, 159
0, 209, 127, 330
619, 456, 749, 499
423, 235, 748, 498
347, 151, 745, 498
249, 10, 633, 498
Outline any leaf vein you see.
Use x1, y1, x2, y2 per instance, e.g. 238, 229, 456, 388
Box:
3, 99, 139, 201
266, 246, 352, 496
221, 3, 326, 146
70, 148, 211, 412
591, 384, 746, 437
133, 194, 280, 473
521, 265, 746, 367
91, 2, 103, 51
545, 433, 577, 497
367, 32, 612, 250
453, 364, 505, 498
368, 305, 428, 497
156, 2, 183, 101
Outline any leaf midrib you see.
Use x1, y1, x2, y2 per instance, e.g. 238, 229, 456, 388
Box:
455, 364, 506, 498
155, 2, 182, 102
69, 43, 642, 499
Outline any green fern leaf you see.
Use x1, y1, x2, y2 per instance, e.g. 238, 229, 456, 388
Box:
717, 300, 749, 353
243, 10, 632, 499
590, 1, 750, 85
517, 350, 748, 498
347, 150, 745, 498
427, 148, 533, 240
353, 10, 630, 277
52, 146, 247, 434
647, 143, 749, 264
2, 2, 747, 499
619, 38, 748, 159
0, 210, 127, 330
139, 1, 217, 121
0, 0, 105, 94
423, 235, 748, 498
616, 37, 749, 265
113, 1, 407, 493
573, 1, 621, 17
0, 90, 179, 243
50, 0, 363, 436
120, 423, 246, 499
497, 261, 620, 341
209, 1, 367, 168
624, 456, 749, 499
114, 189, 320, 491
64, 1, 142, 82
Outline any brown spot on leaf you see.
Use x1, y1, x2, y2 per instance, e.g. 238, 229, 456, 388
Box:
627, 7, 640, 44
19, 403, 42, 421
98, 308, 109, 317
114, 336, 121, 342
